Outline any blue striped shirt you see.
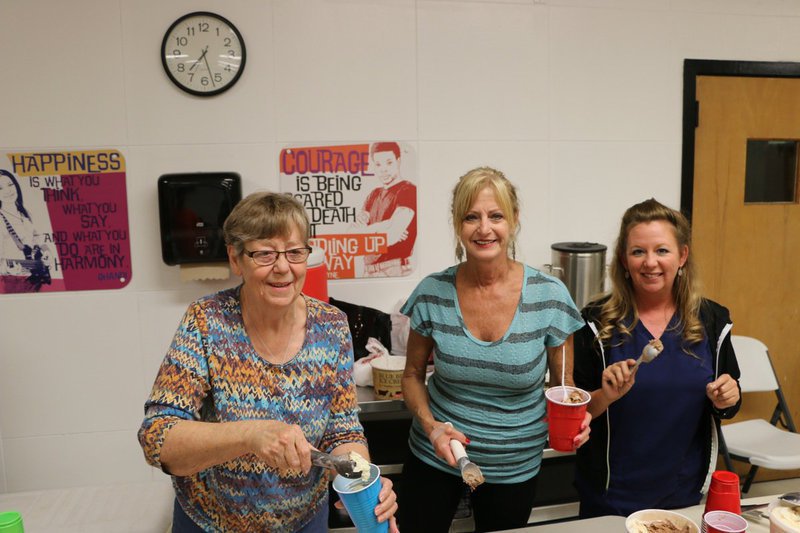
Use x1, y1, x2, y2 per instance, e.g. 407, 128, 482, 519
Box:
401, 264, 583, 483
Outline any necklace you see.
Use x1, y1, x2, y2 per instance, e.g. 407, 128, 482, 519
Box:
246, 304, 296, 362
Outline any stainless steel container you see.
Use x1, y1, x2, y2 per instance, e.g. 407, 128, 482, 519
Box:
546, 242, 607, 310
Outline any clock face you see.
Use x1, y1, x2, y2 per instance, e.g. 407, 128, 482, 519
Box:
161, 12, 246, 97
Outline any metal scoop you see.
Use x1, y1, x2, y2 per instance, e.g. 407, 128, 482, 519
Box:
632, 340, 663, 372
742, 491, 800, 513
781, 492, 800, 505
310, 449, 359, 479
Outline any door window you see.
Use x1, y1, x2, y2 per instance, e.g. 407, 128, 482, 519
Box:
744, 139, 798, 203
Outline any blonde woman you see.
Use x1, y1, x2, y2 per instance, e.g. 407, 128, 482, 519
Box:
573, 198, 741, 518
399, 167, 590, 532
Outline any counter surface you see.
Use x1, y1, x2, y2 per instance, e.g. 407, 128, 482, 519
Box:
517, 493, 778, 532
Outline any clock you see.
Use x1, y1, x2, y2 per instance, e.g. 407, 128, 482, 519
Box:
161, 12, 246, 97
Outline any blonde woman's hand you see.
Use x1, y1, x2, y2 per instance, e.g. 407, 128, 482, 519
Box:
706, 373, 740, 410
428, 421, 468, 467
572, 411, 592, 449
601, 359, 637, 403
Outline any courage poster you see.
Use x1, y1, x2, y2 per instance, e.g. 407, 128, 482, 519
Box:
279, 142, 417, 279
0, 149, 131, 294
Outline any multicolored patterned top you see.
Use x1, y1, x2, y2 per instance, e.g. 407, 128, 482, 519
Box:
401, 264, 583, 484
138, 286, 366, 532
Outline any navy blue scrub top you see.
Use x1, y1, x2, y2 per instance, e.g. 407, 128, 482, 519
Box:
601, 316, 714, 513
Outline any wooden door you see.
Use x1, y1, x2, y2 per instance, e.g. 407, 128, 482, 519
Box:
694, 75, 800, 481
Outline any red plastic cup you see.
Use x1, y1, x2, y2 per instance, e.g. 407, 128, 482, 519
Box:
545, 386, 590, 452
703, 510, 747, 533
302, 247, 328, 302
704, 470, 741, 514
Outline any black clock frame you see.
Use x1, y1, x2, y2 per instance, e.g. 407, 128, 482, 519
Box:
160, 11, 247, 97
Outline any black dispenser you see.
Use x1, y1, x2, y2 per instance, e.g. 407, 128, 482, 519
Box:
158, 173, 242, 265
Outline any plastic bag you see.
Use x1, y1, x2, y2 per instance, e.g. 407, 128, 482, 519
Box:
330, 297, 392, 360
353, 337, 391, 387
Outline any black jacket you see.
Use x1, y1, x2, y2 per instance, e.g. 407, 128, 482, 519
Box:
573, 296, 742, 493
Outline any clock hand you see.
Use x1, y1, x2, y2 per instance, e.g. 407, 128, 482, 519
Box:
189, 47, 208, 72
202, 48, 217, 87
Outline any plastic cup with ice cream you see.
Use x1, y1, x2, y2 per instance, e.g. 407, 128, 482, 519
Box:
332, 463, 388, 533
545, 385, 590, 452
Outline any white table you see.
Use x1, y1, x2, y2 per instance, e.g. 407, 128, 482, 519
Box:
0, 481, 174, 533
516, 493, 778, 532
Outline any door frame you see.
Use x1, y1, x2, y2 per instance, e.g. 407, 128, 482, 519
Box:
681, 59, 800, 219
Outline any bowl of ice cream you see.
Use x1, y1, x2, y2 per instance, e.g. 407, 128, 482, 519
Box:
769, 501, 800, 532
625, 509, 699, 533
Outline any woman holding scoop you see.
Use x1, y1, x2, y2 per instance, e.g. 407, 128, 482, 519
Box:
399, 167, 590, 532
573, 198, 742, 518
138, 192, 397, 532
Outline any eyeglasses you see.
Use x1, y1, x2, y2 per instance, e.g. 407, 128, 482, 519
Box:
243, 246, 312, 266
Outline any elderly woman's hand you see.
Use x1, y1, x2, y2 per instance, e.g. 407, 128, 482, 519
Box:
376, 476, 400, 532
247, 420, 312, 476
334, 476, 399, 532
706, 373, 740, 410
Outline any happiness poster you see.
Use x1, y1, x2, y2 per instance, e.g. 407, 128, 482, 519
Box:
0, 149, 131, 294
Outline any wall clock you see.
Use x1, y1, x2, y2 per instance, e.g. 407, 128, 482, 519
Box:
161, 11, 246, 97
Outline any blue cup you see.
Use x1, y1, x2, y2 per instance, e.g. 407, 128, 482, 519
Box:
332, 463, 388, 533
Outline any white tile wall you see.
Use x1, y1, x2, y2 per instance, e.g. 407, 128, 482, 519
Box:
4, 431, 152, 492
273, 0, 418, 143
673, 12, 800, 62
417, 1, 549, 140
0, 292, 143, 439
669, 0, 800, 17
549, 6, 679, 141
0, 431, 5, 492
549, 140, 681, 249
2, 0, 800, 492
0, 1, 128, 148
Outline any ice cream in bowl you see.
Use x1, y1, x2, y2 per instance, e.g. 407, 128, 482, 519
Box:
770, 500, 800, 532
625, 509, 699, 533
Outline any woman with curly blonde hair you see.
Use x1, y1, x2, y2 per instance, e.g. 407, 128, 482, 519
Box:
572, 198, 741, 518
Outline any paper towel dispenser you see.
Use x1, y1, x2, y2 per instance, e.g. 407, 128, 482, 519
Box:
158, 172, 242, 265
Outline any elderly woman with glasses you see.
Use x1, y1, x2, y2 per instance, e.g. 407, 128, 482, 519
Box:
139, 191, 398, 533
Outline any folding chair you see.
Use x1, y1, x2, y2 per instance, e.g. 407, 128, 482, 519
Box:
718, 335, 800, 492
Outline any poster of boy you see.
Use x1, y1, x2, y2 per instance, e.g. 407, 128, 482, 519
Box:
279, 142, 417, 279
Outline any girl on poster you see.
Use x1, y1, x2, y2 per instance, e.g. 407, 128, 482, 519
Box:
0, 169, 52, 292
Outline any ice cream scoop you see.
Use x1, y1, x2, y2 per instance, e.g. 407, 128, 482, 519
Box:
632, 339, 664, 372
310, 449, 360, 479
443, 422, 484, 490
450, 439, 485, 490
781, 492, 800, 505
